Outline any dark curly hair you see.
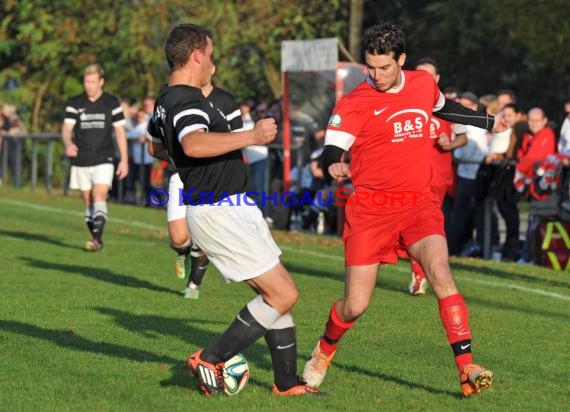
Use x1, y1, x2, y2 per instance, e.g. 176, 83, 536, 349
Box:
362, 23, 406, 60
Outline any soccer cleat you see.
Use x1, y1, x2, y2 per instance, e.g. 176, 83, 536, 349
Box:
460, 364, 494, 397
302, 340, 336, 388
186, 350, 226, 396
85, 238, 103, 252
408, 273, 427, 296
272, 379, 324, 396
182, 287, 200, 300
175, 253, 190, 280
409, 260, 427, 296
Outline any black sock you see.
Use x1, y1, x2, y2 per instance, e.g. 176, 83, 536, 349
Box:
188, 254, 209, 288
265, 327, 299, 391
201, 306, 268, 364
92, 215, 106, 243
86, 220, 94, 237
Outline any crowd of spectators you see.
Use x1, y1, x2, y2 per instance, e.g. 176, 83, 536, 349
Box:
2, 88, 570, 267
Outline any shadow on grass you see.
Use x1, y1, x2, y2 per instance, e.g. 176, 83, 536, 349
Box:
333, 361, 463, 399
93, 307, 274, 390
452, 261, 570, 289
0, 229, 82, 250
20, 257, 178, 295
0, 319, 178, 364
1, 316, 457, 397
466, 294, 568, 321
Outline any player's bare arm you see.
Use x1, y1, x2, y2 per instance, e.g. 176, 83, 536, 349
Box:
181, 117, 277, 158
438, 132, 467, 151
114, 125, 129, 179
61, 122, 78, 157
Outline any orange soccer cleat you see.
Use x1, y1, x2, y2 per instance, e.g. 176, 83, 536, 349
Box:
187, 350, 226, 396
460, 364, 494, 397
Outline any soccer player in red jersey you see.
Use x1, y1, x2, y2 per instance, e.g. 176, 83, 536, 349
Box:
407, 57, 467, 296
303, 23, 507, 397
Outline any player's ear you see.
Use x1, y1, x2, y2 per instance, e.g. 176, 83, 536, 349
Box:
398, 53, 407, 68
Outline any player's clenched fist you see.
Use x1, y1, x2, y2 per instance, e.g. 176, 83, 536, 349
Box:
252, 118, 277, 145
328, 162, 351, 180
65, 143, 78, 157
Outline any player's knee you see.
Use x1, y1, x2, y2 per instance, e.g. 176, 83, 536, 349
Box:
271, 283, 298, 314
341, 299, 368, 322
170, 233, 190, 247
281, 284, 299, 313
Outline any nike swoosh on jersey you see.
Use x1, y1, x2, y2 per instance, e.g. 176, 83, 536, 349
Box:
374, 107, 388, 116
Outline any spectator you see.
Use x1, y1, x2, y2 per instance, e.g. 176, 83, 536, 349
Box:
121, 98, 140, 203
515, 107, 557, 263
483, 103, 528, 261
0, 103, 26, 186
557, 99, 570, 157
447, 92, 490, 256
243, 100, 269, 212
127, 107, 154, 205
496, 89, 516, 109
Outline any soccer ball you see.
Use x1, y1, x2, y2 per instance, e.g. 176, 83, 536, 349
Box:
223, 353, 250, 396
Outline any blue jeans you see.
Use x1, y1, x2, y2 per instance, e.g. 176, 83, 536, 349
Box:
250, 159, 267, 215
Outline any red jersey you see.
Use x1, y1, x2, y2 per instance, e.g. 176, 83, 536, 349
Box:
516, 127, 556, 179
429, 117, 454, 186
325, 70, 444, 193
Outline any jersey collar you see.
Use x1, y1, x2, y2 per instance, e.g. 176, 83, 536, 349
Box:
366, 70, 406, 94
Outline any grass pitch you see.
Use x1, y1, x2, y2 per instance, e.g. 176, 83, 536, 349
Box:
0, 187, 568, 411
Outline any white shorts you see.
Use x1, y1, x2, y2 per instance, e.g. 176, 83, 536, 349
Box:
69, 164, 114, 191
186, 195, 281, 283
167, 172, 186, 222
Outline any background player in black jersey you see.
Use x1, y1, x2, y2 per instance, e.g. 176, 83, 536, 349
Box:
155, 63, 244, 299
147, 23, 319, 396
62, 64, 128, 251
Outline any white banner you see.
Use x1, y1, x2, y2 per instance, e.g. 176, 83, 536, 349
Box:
281, 38, 338, 72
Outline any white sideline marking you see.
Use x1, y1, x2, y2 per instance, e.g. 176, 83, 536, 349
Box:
3, 198, 569, 301
0, 198, 164, 231
281, 246, 570, 302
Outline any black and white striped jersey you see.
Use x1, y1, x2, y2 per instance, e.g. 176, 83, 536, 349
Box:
63, 92, 125, 166
148, 84, 247, 203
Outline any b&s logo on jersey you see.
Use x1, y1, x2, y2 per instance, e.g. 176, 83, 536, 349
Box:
328, 113, 342, 128
429, 117, 440, 139
386, 109, 429, 143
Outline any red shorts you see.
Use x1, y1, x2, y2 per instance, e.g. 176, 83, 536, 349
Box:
343, 191, 445, 266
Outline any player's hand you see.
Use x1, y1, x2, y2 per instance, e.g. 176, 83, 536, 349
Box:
437, 134, 452, 151
116, 159, 129, 180
492, 111, 509, 133
328, 162, 351, 181
65, 143, 78, 157
252, 118, 277, 145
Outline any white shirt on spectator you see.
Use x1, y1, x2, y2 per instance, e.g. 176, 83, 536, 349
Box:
453, 125, 489, 180
558, 117, 570, 156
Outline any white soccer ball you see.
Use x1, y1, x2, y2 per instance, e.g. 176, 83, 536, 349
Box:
223, 353, 250, 396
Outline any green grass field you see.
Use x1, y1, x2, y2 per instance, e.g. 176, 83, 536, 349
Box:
1, 187, 569, 411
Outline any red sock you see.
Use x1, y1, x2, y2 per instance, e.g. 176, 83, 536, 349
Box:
410, 258, 426, 279
438, 293, 473, 371
319, 302, 355, 355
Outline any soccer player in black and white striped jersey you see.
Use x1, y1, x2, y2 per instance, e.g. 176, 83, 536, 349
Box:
61, 64, 129, 251
147, 24, 320, 396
